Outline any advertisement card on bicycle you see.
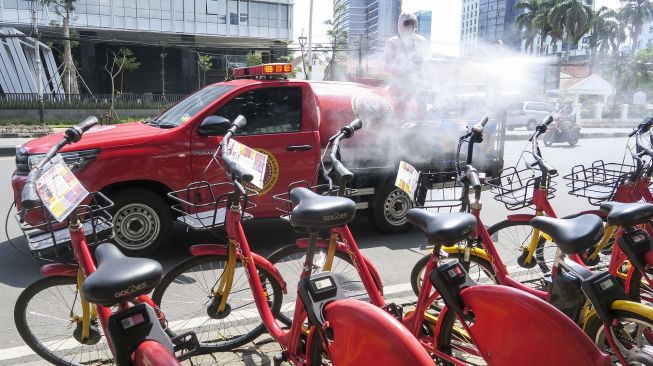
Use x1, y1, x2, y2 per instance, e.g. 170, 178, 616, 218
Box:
226, 139, 268, 189
35, 155, 89, 222
395, 161, 420, 199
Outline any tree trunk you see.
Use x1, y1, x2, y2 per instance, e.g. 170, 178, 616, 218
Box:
110, 76, 115, 124
161, 48, 166, 96
632, 30, 639, 56
539, 34, 546, 55
62, 13, 79, 95
564, 35, 571, 62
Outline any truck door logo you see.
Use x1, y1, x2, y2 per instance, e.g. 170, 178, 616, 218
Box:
253, 148, 278, 196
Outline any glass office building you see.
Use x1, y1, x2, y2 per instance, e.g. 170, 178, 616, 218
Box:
0, 0, 293, 94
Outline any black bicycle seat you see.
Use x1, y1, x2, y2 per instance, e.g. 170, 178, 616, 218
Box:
289, 187, 356, 230
82, 243, 163, 306
406, 209, 476, 245
530, 215, 604, 255
600, 201, 653, 227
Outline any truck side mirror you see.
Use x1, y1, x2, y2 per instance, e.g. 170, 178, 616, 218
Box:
198, 116, 231, 136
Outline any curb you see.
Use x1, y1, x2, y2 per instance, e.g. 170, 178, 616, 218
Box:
505, 132, 629, 141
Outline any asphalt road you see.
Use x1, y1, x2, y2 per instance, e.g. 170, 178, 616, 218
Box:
0, 136, 633, 365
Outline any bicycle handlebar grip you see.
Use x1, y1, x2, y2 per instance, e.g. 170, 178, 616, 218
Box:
223, 154, 254, 183
332, 160, 354, 186
465, 165, 481, 190
21, 169, 41, 210
232, 115, 247, 131
65, 116, 98, 143
542, 115, 554, 126
349, 118, 362, 131
537, 158, 557, 176
76, 116, 99, 132
479, 116, 489, 127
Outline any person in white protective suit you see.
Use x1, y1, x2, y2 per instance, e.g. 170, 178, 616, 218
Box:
384, 12, 431, 120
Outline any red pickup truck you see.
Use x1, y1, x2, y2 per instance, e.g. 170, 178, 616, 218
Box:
13, 63, 505, 255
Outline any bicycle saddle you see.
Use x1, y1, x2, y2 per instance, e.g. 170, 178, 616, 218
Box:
406, 209, 476, 245
600, 201, 653, 227
289, 187, 356, 229
82, 243, 163, 306
530, 214, 604, 255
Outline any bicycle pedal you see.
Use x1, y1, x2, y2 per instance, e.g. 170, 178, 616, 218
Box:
171, 331, 201, 360
273, 353, 287, 366
382, 303, 403, 321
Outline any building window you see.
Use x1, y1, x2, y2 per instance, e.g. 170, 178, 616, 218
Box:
649, 26, 653, 33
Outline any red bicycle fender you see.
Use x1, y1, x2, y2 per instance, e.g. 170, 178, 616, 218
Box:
132, 340, 179, 366
40, 263, 77, 277
460, 285, 611, 366
505, 214, 535, 222
324, 299, 433, 366
188, 244, 287, 293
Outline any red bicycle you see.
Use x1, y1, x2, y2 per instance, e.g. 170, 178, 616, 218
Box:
266, 113, 610, 365
14, 118, 185, 366
154, 115, 435, 365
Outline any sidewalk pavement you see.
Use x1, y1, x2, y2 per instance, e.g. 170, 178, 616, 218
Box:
0, 128, 633, 158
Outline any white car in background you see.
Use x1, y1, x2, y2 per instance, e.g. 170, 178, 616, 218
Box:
506, 101, 556, 130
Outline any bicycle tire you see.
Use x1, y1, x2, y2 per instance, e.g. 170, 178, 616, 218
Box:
436, 307, 487, 366
267, 244, 383, 326
410, 251, 497, 297
14, 276, 115, 366
584, 308, 653, 364
152, 254, 283, 352
486, 219, 558, 289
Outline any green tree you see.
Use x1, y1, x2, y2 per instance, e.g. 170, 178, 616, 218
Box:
41, 0, 79, 94
633, 46, 653, 90
324, 3, 349, 81
516, 0, 548, 54
620, 0, 653, 55
276, 55, 301, 78
105, 48, 139, 122
119, 48, 140, 93
588, 6, 625, 69
550, 0, 594, 61
245, 52, 262, 66
197, 54, 213, 87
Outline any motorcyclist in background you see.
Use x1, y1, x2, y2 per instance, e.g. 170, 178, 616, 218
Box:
384, 12, 430, 121
557, 98, 577, 134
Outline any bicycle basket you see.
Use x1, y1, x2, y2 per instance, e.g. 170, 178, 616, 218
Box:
273, 180, 358, 220
167, 181, 258, 230
563, 160, 633, 206
413, 171, 463, 212
487, 166, 558, 210
16, 192, 114, 260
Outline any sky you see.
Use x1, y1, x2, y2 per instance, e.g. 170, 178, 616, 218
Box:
293, 0, 624, 57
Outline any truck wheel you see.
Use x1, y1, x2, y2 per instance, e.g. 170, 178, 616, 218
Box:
108, 188, 172, 256
369, 181, 413, 234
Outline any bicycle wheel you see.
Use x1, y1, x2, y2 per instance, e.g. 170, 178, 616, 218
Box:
410, 252, 497, 296
152, 254, 283, 351
267, 244, 382, 326
486, 219, 558, 289
584, 308, 653, 364
436, 308, 487, 366
14, 276, 115, 366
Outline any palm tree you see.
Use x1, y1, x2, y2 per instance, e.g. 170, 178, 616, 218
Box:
588, 7, 625, 71
536, 0, 561, 54
516, 0, 546, 54
550, 0, 594, 61
620, 0, 653, 54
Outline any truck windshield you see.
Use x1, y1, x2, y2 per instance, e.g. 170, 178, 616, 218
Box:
150, 85, 234, 128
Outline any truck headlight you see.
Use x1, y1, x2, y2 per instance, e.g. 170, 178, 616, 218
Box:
24, 148, 100, 172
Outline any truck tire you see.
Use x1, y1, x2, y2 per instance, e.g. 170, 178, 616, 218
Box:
369, 181, 413, 234
108, 188, 172, 256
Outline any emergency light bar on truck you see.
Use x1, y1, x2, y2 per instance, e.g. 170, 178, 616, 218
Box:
232, 63, 292, 79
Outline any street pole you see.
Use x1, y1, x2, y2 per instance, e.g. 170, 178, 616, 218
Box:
357, 34, 363, 77
307, 0, 313, 80
31, 0, 45, 124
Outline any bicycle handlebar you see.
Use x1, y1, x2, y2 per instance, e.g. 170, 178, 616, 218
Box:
220, 115, 254, 184
21, 116, 99, 209
464, 165, 481, 190
323, 119, 360, 189
629, 117, 653, 137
